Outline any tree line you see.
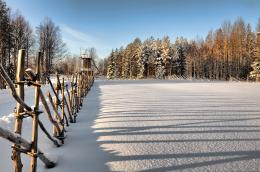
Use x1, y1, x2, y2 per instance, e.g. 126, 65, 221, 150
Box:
103, 17, 260, 81
0, 0, 70, 88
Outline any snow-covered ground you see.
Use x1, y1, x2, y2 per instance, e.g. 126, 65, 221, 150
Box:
1, 80, 260, 171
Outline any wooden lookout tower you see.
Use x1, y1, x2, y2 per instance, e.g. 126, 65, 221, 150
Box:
81, 54, 93, 76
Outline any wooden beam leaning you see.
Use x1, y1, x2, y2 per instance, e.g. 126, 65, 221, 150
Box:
0, 65, 32, 112
56, 74, 69, 127
38, 120, 61, 147
63, 85, 74, 123
47, 76, 61, 106
0, 126, 31, 151
46, 76, 65, 128
0, 126, 56, 168
47, 92, 63, 124
47, 92, 65, 142
57, 75, 74, 122
65, 84, 73, 119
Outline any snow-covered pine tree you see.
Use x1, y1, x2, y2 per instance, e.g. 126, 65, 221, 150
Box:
186, 41, 200, 79
116, 47, 124, 78
122, 44, 131, 78
113, 48, 122, 78
243, 24, 256, 80
174, 37, 189, 78
160, 36, 172, 77
128, 38, 143, 79
139, 43, 148, 78
145, 38, 161, 79
140, 37, 154, 78
129, 38, 142, 78
250, 32, 260, 81
155, 39, 165, 79
136, 44, 144, 79
155, 56, 165, 79
107, 50, 116, 79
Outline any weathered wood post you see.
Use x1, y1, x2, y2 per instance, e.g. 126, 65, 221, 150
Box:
78, 72, 83, 106
82, 73, 86, 96
75, 73, 79, 113
61, 78, 65, 141
70, 80, 74, 114
56, 75, 69, 127
30, 52, 41, 172
70, 75, 77, 121
12, 49, 25, 172
63, 86, 74, 123
66, 85, 73, 115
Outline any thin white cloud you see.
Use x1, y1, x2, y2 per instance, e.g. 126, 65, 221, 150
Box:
60, 25, 112, 58
61, 25, 92, 42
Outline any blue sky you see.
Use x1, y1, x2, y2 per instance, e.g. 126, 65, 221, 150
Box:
5, 0, 260, 58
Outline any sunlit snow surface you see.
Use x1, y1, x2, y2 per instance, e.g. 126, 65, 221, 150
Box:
1, 80, 260, 172
93, 80, 260, 172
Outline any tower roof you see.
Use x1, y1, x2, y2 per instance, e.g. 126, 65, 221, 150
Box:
81, 54, 92, 59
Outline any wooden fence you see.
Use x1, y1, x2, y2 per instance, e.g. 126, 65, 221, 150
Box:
0, 49, 94, 172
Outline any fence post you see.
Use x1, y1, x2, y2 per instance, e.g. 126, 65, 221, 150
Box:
56, 75, 69, 127
75, 73, 79, 113
66, 85, 73, 118
12, 49, 25, 172
61, 78, 65, 142
70, 76, 76, 122
54, 74, 61, 136
78, 73, 82, 107
30, 52, 41, 172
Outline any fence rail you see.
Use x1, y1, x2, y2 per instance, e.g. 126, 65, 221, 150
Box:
0, 49, 94, 172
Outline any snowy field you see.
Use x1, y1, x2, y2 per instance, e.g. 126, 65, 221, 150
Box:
1, 80, 260, 171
